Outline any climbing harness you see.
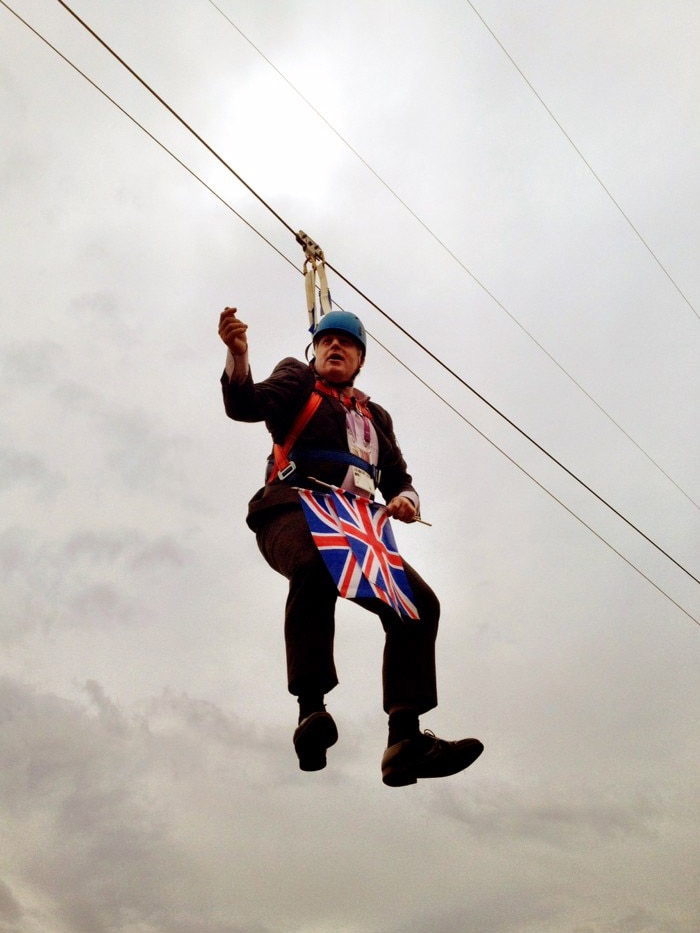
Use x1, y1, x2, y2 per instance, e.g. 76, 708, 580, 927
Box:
277, 232, 428, 522
268, 379, 379, 489
269, 233, 377, 494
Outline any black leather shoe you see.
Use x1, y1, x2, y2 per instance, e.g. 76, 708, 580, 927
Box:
293, 711, 338, 771
381, 730, 484, 787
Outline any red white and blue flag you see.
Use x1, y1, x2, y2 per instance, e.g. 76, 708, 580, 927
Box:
297, 488, 419, 620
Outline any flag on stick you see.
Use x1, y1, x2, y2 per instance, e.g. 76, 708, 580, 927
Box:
298, 488, 419, 620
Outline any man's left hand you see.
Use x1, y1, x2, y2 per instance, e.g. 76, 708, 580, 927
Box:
386, 496, 417, 523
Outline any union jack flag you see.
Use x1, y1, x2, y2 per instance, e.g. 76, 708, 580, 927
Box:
298, 488, 419, 620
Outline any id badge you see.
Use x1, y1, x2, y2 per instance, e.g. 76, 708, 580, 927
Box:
350, 439, 375, 495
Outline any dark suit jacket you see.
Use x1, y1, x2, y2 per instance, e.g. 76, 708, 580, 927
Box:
221, 357, 418, 530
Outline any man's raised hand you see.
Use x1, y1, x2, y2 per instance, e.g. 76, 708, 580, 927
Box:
218, 306, 249, 355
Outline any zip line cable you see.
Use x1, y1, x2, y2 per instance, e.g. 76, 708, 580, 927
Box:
0, 1, 297, 274
5, 0, 699, 603
326, 254, 700, 591
203, 0, 699, 514
367, 330, 699, 627
19, 0, 695, 624
51, 0, 297, 243
465, 0, 700, 326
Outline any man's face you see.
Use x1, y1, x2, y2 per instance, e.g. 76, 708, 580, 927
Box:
314, 332, 364, 384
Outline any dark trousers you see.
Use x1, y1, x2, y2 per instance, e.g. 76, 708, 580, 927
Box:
255, 506, 439, 714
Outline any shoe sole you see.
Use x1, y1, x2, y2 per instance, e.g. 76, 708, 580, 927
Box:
382, 765, 418, 787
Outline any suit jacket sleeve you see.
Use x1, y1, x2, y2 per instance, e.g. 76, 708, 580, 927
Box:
221, 357, 420, 523
221, 356, 315, 444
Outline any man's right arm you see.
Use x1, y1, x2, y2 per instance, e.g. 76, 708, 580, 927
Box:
218, 307, 312, 428
219, 306, 249, 385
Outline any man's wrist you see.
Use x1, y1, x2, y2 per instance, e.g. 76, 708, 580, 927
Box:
397, 491, 419, 511
225, 347, 250, 384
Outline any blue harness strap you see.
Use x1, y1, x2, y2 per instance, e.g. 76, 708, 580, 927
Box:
270, 376, 378, 485
288, 446, 380, 482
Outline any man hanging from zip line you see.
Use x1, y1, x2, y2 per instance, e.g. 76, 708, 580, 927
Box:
218, 305, 483, 787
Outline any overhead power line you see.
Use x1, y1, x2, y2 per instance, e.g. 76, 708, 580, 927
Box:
465, 0, 700, 324
326, 254, 700, 589
50, 0, 698, 586
50, 0, 297, 242
204, 0, 699, 514
29, 2, 700, 588
0, 1, 297, 273
4, 0, 698, 622
368, 331, 699, 627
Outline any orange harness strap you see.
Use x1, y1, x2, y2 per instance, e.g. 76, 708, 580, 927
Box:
269, 390, 323, 483
268, 379, 373, 484
313, 379, 373, 420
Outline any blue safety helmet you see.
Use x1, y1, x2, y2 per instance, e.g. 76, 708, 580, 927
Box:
312, 311, 367, 357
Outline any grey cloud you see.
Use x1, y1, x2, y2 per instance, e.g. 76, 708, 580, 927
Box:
0, 525, 191, 643
425, 777, 659, 846
0, 340, 65, 385
387, 895, 555, 933
48, 383, 192, 495
571, 909, 683, 933
0, 880, 22, 924
610, 908, 680, 933
165, 922, 276, 933
143, 688, 247, 748
1, 524, 189, 575
102, 408, 190, 493
386, 901, 682, 933
69, 290, 120, 320
0, 447, 62, 497
0, 678, 282, 933
67, 290, 143, 349
2, 4, 699, 932
67, 581, 133, 624
0, 526, 129, 634
54, 898, 108, 933
64, 529, 188, 570
50, 380, 102, 413
64, 529, 146, 564
2, 353, 192, 500
129, 536, 187, 570
83, 679, 130, 736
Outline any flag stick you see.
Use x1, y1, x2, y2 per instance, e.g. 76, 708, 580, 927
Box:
305, 477, 432, 526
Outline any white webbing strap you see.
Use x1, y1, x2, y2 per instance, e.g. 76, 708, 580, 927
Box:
304, 261, 317, 328
297, 230, 332, 332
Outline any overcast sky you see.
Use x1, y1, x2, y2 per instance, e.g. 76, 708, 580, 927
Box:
1, 2, 699, 932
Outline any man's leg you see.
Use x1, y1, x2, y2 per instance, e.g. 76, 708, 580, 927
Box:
354, 560, 439, 715
357, 561, 484, 786
380, 560, 440, 715
255, 507, 339, 770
